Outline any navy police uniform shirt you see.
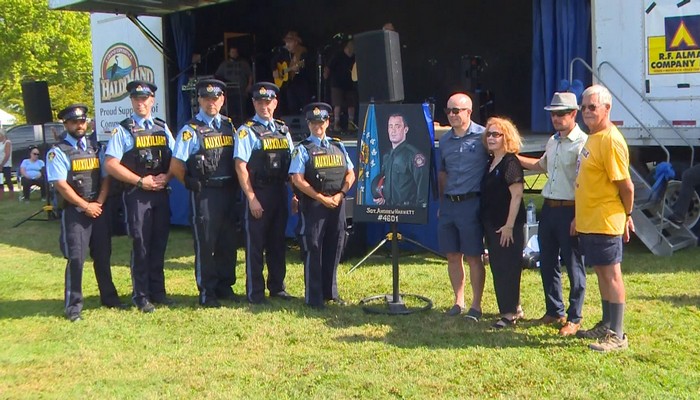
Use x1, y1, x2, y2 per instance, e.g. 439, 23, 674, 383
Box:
105, 114, 175, 161
233, 114, 293, 163
47, 134, 107, 182
289, 135, 354, 174
173, 110, 225, 163
438, 122, 487, 195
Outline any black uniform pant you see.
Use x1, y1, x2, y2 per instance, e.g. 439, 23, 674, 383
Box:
122, 188, 170, 306
244, 183, 288, 302
484, 220, 524, 315
299, 198, 346, 306
190, 185, 239, 303
61, 204, 119, 316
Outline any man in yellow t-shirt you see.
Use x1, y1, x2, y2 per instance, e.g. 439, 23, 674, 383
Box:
573, 84, 634, 352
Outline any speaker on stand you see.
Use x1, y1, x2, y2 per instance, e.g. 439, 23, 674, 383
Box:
15, 81, 56, 224
354, 29, 404, 103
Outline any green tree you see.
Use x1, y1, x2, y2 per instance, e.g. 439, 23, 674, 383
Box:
0, 0, 92, 124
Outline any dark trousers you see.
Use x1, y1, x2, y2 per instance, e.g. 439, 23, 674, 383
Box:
283, 79, 311, 114
61, 205, 119, 316
299, 198, 346, 306
538, 204, 586, 322
244, 183, 288, 302
673, 164, 700, 217
2, 166, 13, 192
190, 185, 239, 304
21, 177, 46, 199
484, 221, 524, 315
122, 188, 170, 306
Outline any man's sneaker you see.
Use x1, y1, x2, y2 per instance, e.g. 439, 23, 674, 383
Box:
589, 330, 628, 352
665, 214, 685, 229
576, 321, 610, 339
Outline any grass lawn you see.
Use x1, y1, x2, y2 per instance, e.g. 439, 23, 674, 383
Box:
0, 193, 699, 399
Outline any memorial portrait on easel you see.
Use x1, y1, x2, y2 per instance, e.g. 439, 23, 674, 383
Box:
354, 103, 433, 225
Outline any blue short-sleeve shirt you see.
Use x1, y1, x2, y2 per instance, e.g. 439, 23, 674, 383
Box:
105, 114, 175, 161
233, 115, 293, 163
289, 135, 354, 174
438, 122, 488, 194
47, 134, 108, 182
173, 110, 223, 162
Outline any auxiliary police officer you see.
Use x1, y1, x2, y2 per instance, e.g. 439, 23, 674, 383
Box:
289, 103, 355, 309
170, 79, 240, 308
47, 104, 126, 322
105, 80, 175, 313
234, 82, 294, 304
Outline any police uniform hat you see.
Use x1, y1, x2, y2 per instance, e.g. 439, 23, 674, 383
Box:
303, 102, 332, 121
196, 79, 226, 98
126, 80, 157, 97
58, 104, 89, 122
250, 82, 279, 100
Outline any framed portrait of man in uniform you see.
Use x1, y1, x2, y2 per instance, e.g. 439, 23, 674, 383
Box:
354, 103, 434, 225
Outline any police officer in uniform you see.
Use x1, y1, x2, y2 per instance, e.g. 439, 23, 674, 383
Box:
47, 104, 126, 322
170, 79, 240, 308
105, 80, 175, 313
373, 113, 428, 207
289, 103, 355, 309
234, 82, 294, 304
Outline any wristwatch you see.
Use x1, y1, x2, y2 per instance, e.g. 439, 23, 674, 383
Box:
136, 177, 144, 189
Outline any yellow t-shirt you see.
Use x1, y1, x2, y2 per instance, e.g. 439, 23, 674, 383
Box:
574, 125, 630, 235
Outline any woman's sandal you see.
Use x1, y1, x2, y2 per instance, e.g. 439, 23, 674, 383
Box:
491, 316, 517, 329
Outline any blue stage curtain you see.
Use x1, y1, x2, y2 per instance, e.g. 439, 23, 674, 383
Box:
531, 0, 591, 132
170, 11, 195, 129
169, 11, 195, 226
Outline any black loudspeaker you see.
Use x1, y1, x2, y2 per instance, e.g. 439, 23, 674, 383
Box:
21, 81, 53, 125
354, 30, 404, 103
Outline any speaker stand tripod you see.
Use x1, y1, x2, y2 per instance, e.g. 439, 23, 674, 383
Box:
349, 222, 438, 314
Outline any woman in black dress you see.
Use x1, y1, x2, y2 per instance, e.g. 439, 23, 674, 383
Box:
480, 117, 526, 328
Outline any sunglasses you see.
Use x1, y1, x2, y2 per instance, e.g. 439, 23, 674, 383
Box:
551, 110, 573, 117
444, 107, 470, 115
486, 131, 504, 138
581, 103, 603, 112
31, 152, 39, 156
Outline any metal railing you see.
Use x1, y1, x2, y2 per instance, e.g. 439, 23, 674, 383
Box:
569, 57, 696, 166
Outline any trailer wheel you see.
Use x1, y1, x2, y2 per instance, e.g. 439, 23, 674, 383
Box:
663, 180, 700, 231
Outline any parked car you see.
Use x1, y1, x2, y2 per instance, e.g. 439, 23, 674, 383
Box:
5, 122, 65, 171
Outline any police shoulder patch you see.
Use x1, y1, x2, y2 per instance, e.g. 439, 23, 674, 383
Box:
292, 147, 300, 158
182, 130, 193, 142
47, 151, 56, 162
414, 153, 426, 168
238, 129, 249, 139
111, 127, 119, 136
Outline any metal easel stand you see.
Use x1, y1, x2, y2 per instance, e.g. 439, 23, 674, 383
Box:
350, 222, 438, 315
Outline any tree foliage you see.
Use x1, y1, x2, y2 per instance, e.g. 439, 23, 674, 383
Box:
0, 0, 92, 124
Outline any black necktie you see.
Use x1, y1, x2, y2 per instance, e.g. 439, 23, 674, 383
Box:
144, 120, 152, 130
